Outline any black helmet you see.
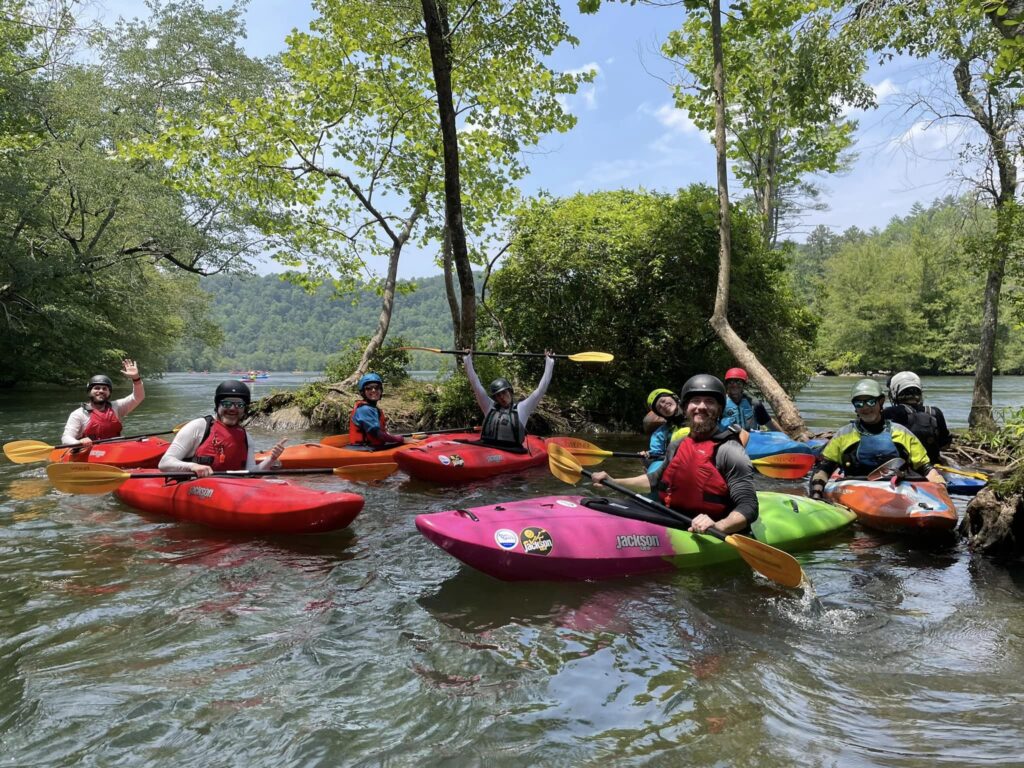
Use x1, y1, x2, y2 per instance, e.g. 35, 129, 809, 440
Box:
488, 377, 513, 399
680, 374, 726, 409
87, 374, 114, 391
214, 379, 251, 407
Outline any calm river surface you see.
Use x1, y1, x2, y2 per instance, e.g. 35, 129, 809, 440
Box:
2, 374, 1023, 767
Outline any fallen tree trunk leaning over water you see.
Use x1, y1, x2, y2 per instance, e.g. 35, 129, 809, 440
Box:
958, 487, 1024, 559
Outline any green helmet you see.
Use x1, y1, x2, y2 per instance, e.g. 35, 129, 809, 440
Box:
850, 378, 884, 402
646, 388, 676, 411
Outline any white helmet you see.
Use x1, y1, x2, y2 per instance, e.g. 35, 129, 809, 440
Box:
889, 371, 922, 399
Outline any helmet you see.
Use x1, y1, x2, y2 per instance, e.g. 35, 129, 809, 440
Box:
214, 379, 251, 407
646, 388, 676, 411
850, 379, 884, 402
680, 374, 726, 409
889, 371, 922, 399
357, 372, 384, 395
488, 378, 513, 398
87, 374, 114, 391
724, 367, 748, 383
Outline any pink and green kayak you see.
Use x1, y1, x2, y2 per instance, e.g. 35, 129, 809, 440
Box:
415, 492, 855, 581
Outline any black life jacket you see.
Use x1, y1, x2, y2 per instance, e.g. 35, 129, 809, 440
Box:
899, 404, 941, 453
480, 403, 525, 450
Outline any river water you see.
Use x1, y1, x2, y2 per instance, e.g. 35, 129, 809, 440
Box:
1, 374, 1022, 767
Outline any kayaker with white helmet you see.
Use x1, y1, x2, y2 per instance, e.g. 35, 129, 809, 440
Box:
719, 366, 780, 432
883, 371, 951, 464
348, 372, 407, 449
808, 378, 945, 500
463, 350, 555, 450
61, 359, 146, 453
591, 375, 758, 535
159, 380, 286, 477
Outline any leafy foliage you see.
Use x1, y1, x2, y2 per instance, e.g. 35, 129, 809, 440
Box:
324, 336, 412, 385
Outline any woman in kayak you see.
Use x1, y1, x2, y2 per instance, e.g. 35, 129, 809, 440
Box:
807, 378, 945, 499
464, 350, 554, 451
719, 366, 781, 432
348, 372, 407, 449
61, 359, 146, 454
882, 371, 951, 465
643, 388, 687, 469
591, 375, 758, 536
159, 379, 287, 477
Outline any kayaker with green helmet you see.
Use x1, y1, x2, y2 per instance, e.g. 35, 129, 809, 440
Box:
464, 350, 555, 450
592, 375, 758, 535
882, 371, 951, 464
807, 378, 945, 499
643, 388, 685, 470
61, 359, 146, 453
719, 366, 780, 432
160, 379, 287, 477
348, 372, 407, 449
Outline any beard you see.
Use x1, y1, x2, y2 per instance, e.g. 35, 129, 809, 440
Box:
688, 410, 720, 438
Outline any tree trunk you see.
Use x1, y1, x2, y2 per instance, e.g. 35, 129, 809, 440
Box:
441, 223, 462, 348
421, 0, 476, 351
760, 127, 779, 250
341, 240, 403, 387
970, 247, 1007, 430
707, 0, 809, 440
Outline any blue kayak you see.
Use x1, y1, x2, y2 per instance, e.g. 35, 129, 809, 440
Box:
746, 431, 814, 461
942, 471, 986, 496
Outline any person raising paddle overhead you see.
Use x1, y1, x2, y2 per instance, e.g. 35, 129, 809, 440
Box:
61, 359, 146, 456
159, 380, 286, 477
464, 349, 554, 450
348, 373, 407, 449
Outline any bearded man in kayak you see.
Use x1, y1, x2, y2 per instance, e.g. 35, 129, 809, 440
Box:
882, 371, 951, 465
348, 372, 407, 449
464, 350, 554, 450
159, 380, 286, 477
808, 379, 945, 499
591, 375, 758, 535
61, 359, 146, 454
719, 367, 781, 432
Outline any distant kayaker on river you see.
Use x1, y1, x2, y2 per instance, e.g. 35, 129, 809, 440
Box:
464, 350, 554, 450
159, 379, 286, 477
808, 378, 946, 500
642, 388, 687, 469
348, 372, 408, 448
883, 371, 951, 465
591, 375, 758, 536
719, 367, 781, 432
61, 359, 146, 453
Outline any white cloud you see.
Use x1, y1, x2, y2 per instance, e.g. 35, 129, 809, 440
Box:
560, 62, 601, 112
564, 62, 601, 79
873, 78, 900, 103
642, 102, 701, 135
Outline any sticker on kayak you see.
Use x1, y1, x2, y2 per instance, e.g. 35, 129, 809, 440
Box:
520, 527, 553, 556
616, 534, 661, 551
437, 454, 464, 467
91, 450, 106, 457
187, 486, 215, 499
485, 454, 504, 464
494, 529, 518, 549
556, 499, 577, 508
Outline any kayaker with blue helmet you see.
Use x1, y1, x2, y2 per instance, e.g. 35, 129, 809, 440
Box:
464, 350, 555, 450
592, 375, 758, 535
61, 359, 146, 452
719, 367, 780, 432
643, 388, 685, 469
882, 371, 951, 465
807, 378, 945, 499
348, 372, 407, 449
160, 379, 287, 477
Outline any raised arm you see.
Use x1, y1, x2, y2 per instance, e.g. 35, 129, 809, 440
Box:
516, 353, 555, 424
463, 353, 493, 416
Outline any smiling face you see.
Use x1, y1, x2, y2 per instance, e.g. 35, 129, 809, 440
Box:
361, 382, 383, 404
88, 384, 111, 406
686, 394, 723, 437
217, 398, 246, 426
653, 394, 678, 419
852, 396, 884, 425
725, 378, 745, 402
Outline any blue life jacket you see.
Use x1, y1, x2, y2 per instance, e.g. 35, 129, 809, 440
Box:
855, 424, 900, 470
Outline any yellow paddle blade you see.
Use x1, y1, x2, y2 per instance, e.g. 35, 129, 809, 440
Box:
397, 346, 443, 354
935, 464, 989, 481
544, 436, 612, 457
548, 443, 585, 484
47, 462, 132, 495
566, 351, 614, 363
724, 534, 804, 589
332, 463, 398, 481
750, 453, 816, 480
4, 440, 56, 464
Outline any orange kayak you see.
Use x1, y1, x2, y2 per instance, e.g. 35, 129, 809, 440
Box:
823, 478, 957, 533
255, 440, 417, 469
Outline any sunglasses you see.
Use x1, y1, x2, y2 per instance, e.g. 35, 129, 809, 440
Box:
362, 384, 383, 392
852, 397, 879, 408
219, 398, 247, 409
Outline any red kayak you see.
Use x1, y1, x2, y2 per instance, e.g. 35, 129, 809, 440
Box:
823, 477, 957, 533
50, 437, 170, 469
394, 433, 548, 483
114, 475, 364, 534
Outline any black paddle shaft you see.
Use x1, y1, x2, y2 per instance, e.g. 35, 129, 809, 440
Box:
438, 349, 564, 359
122, 468, 339, 481
53, 429, 173, 450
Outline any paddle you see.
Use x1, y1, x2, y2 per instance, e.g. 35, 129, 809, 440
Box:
935, 464, 989, 482
546, 444, 804, 589
866, 457, 906, 482
544, 436, 814, 480
398, 346, 614, 363
321, 426, 480, 449
47, 461, 398, 495
4, 423, 189, 465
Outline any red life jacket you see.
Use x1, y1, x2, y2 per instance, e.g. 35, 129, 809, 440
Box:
81, 405, 123, 440
192, 417, 249, 471
348, 401, 389, 447
658, 432, 737, 520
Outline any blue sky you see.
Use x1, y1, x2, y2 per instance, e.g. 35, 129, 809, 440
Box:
98, 0, 972, 278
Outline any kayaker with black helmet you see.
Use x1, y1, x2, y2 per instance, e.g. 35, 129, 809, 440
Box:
807, 378, 945, 499
61, 359, 146, 453
719, 366, 780, 432
643, 388, 686, 469
882, 371, 951, 464
591, 375, 758, 535
463, 350, 555, 450
348, 372, 407, 449
159, 380, 287, 477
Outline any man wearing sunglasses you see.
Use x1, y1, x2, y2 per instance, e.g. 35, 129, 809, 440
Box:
61, 359, 146, 455
348, 372, 407, 449
808, 378, 945, 499
159, 379, 287, 477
